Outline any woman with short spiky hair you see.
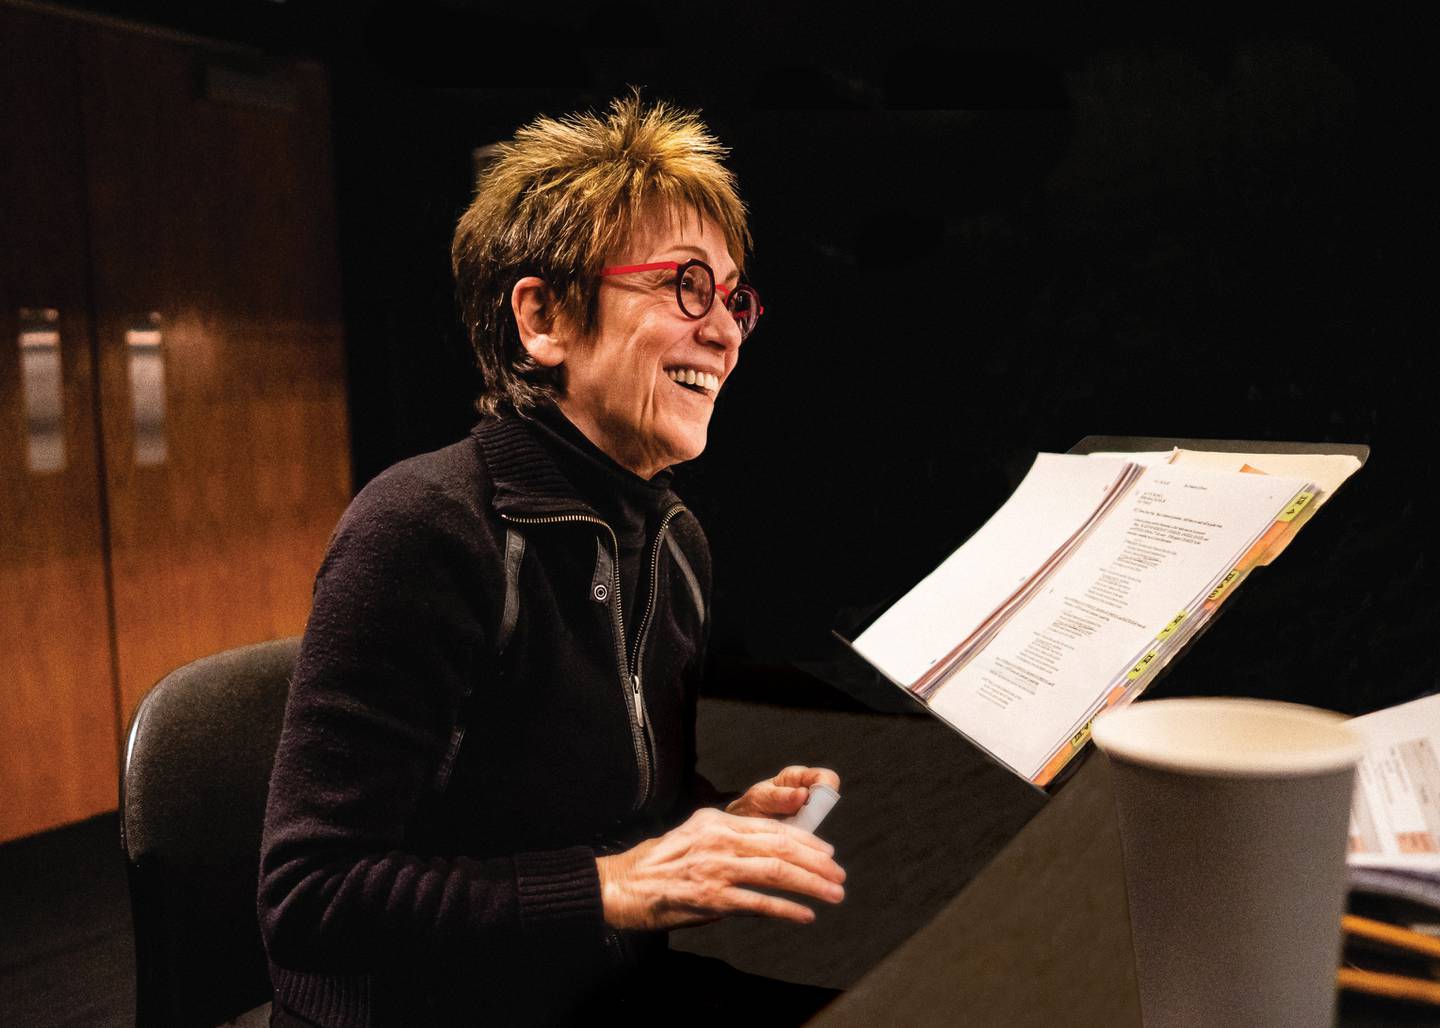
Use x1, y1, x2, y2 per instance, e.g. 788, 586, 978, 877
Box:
452, 90, 754, 420
259, 93, 846, 1025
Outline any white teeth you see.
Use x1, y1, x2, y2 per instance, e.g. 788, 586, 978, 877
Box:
667, 368, 720, 392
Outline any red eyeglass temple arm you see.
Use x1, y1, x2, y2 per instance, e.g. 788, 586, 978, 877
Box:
600, 262, 679, 275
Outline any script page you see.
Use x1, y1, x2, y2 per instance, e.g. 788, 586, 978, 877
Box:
1169, 449, 1361, 508
1348, 693, 1440, 873
852, 454, 1135, 688
928, 464, 1309, 779
1168, 450, 1363, 564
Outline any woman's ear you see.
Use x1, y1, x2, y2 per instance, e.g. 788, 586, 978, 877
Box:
512, 276, 567, 368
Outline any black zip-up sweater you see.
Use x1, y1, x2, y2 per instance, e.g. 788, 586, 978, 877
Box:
258, 410, 720, 1026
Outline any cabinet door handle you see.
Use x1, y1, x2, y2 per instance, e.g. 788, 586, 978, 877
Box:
18, 307, 66, 473
125, 313, 167, 467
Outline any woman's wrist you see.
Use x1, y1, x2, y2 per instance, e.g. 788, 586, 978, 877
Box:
595, 850, 636, 929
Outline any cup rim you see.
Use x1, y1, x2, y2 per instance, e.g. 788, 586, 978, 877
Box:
1091, 697, 1363, 777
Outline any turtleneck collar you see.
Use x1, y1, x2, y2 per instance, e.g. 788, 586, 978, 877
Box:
524, 403, 675, 545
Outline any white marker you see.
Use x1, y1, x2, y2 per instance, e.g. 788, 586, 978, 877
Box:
784, 783, 840, 834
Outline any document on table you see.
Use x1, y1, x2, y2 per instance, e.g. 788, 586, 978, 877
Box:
1348, 693, 1440, 873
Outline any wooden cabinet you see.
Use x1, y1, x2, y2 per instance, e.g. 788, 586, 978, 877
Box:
0, 6, 118, 847
0, 6, 351, 842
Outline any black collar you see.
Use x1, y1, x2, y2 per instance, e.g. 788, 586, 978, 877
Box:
471, 412, 684, 520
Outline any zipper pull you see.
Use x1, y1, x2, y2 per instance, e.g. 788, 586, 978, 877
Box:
631, 673, 645, 727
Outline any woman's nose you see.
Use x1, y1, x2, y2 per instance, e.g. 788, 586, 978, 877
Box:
700, 298, 744, 351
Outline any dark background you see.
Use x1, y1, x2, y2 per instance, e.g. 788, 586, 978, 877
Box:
2, 6, 1436, 1025
44, 0, 1440, 718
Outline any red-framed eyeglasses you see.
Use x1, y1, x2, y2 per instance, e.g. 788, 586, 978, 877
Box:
600, 259, 764, 340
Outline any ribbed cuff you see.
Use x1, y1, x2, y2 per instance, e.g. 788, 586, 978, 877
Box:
269, 964, 371, 1028
513, 845, 604, 934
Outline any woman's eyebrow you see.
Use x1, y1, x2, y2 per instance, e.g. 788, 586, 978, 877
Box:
656, 244, 708, 262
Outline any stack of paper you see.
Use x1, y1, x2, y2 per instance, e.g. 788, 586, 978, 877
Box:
1347, 694, 1440, 902
1340, 693, 1440, 1005
849, 448, 1360, 786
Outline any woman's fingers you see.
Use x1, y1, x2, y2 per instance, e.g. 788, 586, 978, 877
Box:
725, 767, 841, 822
772, 765, 842, 792
722, 812, 836, 855
726, 827, 847, 885
715, 886, 819, 924
688, 812, 846, 903
722, 854, 846, 905
751, 782, 808, 815
728, 779, 807, 818
602, 808, 848, 931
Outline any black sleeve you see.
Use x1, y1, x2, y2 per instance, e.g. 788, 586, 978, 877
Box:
257, 469, 602, 972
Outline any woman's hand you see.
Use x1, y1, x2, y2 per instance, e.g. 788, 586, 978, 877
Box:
595, 807, 846, 931
725, 765, 841, 821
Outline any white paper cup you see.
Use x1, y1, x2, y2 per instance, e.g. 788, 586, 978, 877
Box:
1091, 698, 1362, 1028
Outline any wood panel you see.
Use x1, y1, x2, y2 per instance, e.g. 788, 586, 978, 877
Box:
0, 6, 120, 842
79, 26, 352, 721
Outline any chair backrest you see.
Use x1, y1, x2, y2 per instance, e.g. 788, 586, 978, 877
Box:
121, 636, 299, 1028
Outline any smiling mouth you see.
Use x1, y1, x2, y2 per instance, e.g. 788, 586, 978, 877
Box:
665, 367, 719, 397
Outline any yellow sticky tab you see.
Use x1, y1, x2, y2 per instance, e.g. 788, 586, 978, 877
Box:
1070, 710, 1103, 751
1127, 650, 1159, 681
1278, 490, 1315, 523
1156, 609, 1188, 641
1207, 568, 1241, 603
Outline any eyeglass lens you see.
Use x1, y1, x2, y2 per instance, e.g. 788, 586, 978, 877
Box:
675, 260, 760, 339
677, 262, 713, 320
724, 284, 759, 339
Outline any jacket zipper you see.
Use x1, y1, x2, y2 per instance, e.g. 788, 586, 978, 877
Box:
499, 508, 685, 813
628, 505, 687, 769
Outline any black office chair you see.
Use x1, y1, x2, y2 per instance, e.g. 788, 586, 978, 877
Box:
121, 636, 299, 1027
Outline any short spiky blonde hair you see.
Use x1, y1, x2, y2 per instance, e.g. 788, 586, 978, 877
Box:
452, 91, 752, 415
